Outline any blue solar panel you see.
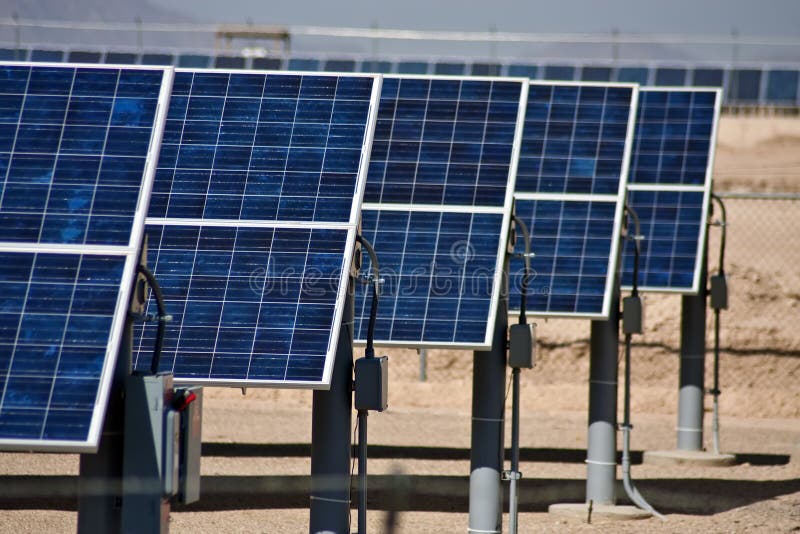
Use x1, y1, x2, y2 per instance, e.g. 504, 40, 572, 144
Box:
364, 77, 526, 208
628, 89, 717, 186
622, 189, 705, 289
133, 70, 381, 387
355, 75, 528, 348
622, 88, 720, 293
358, 209, 503, 345
510, 82, 638, 318
135, 224, 352, 382
0, 63, 170, 451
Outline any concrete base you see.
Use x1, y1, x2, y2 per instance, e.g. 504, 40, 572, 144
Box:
643, 449, 736, 467
548, 503, 652, 522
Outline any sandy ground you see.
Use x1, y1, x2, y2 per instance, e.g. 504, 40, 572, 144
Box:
1, 116, 799, 532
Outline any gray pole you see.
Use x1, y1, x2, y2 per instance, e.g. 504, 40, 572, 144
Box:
77, 318, 131, 534
585, 275, 620, 505
677, 254, 708, 451
468, 275, 508, 534
310, 281, 354, 534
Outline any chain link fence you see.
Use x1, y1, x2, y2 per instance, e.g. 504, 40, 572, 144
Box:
386, 193, 800, 417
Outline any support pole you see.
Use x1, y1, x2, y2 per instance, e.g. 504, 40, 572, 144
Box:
585, 276, 620, 505
508, 367, 521, 534
310, 281, 354, 534
469, 288, 508, 534
677, 258, 707, 451
357, 410, 368, 534
77, 318, 131, 534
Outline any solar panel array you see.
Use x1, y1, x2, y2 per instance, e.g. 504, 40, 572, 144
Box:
621, 88, 720, 293
0, 63, 170, 451
132, 70, 380, 387
510, 82, 638, 318
354, 75, 528, 349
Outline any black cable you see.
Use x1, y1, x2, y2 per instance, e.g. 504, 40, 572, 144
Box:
711, 193, 727, 276
512, 214, 532, 325
624, 205, 642, 297
356, 235, 380, 359
136, 264, 168, 375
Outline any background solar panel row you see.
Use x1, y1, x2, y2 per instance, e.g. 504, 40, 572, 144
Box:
621, 88, 720, 293
5, 45, 799, 107
510, 82, 638, 318
355, 76, 528, 348
133, 70, 380, 387
0, 63, 170, 451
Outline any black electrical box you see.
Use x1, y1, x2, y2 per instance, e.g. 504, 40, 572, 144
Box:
355, 356, 388, 412
508, 323, 535, 369
710, 274, 728, 310
622, 295, 644, 335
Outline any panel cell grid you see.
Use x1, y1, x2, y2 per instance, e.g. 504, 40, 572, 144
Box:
0, 64, 164, 246
356, 209, 502, 345
355, 75, 528, 349
516, 84, 634, 195
364, 77, 525, 208
134, 70, 380, 387
622, 87, 720, 294
0, 63, 169, 451
510, 199, 616, 314
511, 82, 638, 319
136, 225, 350, 382
621, 189, 705, 290
628, 89, 716, 186
149, 71, 374, 223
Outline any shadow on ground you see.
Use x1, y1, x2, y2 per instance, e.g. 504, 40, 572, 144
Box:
1, 473, 797, 515
200, 442, 790, 466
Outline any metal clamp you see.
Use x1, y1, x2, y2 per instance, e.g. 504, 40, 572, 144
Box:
129, 312, 173, 323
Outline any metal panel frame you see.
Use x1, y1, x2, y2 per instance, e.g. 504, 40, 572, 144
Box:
622, 86, 722, 295
509, 80, 640, 320
0, 62, 174, 452
354, 74, 530, 350
142, 70, 382, 388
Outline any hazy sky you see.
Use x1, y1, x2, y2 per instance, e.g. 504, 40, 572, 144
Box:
149, 0, 800, 37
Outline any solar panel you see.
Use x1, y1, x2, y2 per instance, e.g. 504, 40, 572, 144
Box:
132, 70, 381, 387
510, 82, 639, 318
622, 87, 721, 293
0, 62, 171, 451
354, 75, 529, 348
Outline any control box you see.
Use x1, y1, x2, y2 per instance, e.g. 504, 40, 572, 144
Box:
355, 356, 388, 412
509, 323, 535, 369
710, 273, 729, 310
622, 295, 644, 335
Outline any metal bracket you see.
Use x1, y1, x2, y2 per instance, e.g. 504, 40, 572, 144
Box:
129, 312, 173, 323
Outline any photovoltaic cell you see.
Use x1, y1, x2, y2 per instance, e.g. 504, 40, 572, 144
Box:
133, 70, 380, 387
510, 82, 638, 318
622, 88, 720, 293
355, 76, 528, 348
0, 63, 170, 451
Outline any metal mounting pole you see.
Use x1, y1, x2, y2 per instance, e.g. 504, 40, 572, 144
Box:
585, 275, 620, 505
677, 254, 707, 451
310, 280, 354, 534
508, 367, 521, 534
77, 318, 131, 534
468, 273, 508, 534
